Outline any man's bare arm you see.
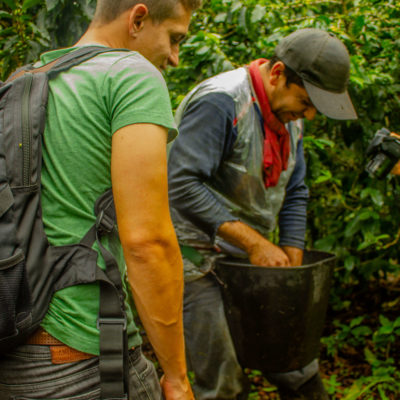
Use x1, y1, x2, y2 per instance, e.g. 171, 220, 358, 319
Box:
217, 220, 290, 267
111, 123, 193, 400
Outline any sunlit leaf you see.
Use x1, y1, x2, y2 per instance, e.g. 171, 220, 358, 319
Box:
251, 4, 266, 24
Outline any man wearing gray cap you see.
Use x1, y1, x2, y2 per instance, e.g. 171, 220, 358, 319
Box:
168, 28, 357, 400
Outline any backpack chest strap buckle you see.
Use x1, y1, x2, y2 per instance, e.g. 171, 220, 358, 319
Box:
97, 316, 127, 331
96, 210, 115, 235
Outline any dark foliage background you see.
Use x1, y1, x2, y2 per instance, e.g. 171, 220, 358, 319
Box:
1, 0, 399, 397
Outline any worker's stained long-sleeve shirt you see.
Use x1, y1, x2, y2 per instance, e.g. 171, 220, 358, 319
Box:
168, 92, 309, 249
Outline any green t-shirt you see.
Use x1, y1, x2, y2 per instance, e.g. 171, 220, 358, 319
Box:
38, 46, 177, 355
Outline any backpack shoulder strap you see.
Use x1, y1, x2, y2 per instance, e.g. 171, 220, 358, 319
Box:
47, 46, 130, 79
5, 64, 34, 82
6, 46, 130, 83
81, 189, 128, 399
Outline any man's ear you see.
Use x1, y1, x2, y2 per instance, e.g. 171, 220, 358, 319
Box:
128, 4, 150, 37
269, 61, 286, 86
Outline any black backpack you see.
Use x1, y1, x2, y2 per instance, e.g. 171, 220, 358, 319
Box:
0, 46, 130, 399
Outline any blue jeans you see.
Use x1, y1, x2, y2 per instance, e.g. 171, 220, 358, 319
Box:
0, 345, 162, 400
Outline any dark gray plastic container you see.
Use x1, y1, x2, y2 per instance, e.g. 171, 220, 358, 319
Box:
215, 250, 336, 373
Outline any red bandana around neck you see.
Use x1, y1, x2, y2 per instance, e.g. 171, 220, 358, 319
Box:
248, 59, 290, 188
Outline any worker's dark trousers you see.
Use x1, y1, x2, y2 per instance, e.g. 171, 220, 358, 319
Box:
0, 345, 161, 399
183, 274, 321, 400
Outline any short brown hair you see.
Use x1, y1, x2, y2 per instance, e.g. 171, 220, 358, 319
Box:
93, 0, 202, 24
268, 55, 304, 88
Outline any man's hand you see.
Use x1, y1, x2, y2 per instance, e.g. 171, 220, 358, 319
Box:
160, 375, 194, 400
248, 239, 290, 267
281, 246, 303, 266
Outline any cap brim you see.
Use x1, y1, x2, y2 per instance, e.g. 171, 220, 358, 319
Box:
304, 81, 357, 120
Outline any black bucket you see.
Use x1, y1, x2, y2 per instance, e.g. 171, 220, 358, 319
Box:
215, 250, 336, 373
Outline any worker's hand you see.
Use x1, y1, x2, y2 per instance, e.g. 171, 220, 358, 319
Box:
281, 246, 303, 266
160, 374, 194, 400
248, 239, 290, 267
390, 133, 400, 175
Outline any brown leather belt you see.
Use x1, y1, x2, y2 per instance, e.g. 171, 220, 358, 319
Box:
26, 328, 95, 364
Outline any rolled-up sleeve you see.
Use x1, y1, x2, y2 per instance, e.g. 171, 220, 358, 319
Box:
278, 137, 309, 249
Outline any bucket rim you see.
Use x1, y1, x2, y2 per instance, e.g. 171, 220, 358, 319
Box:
216, 250, 336, 271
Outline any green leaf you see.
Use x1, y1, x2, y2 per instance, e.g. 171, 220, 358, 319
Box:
214, 12, 227, 23
351, 326, 372, 336
314, 170, 332, 184
379, 315, 391, 327
2, 0, 17, 10
180, 245, 204, 267
352, 15, 365, 36
0, 11, 12, 18
303, 136, 334, 150
378, 325, 393, 335
344, 218, 360, 238
364, 348, 376, 365
45, 0, 58, 11
22, 0, 43, 10
230, 0, 242, 13
251, 5, 266, 24
238, 6, 247, 30
316, 15, 331, 25
356, 241, 373, 251
350, 316, 364, 327
196, 46, 211, 56
358, 209, 378, 220
314, 235, 336, 252
393, 317, 400, 328
344, 255, 358, 271
360, 188, 384, 207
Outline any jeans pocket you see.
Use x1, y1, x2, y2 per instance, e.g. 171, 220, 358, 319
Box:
0, 357, 100, 399
128, 351, 161, 400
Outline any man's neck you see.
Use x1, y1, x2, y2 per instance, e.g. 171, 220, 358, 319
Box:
75, 21, 129, 49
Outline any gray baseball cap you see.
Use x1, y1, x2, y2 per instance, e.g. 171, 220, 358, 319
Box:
275, 28, 357, 120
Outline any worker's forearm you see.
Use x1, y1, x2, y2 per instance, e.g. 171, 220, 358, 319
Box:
217, 220, 266, 253
123, 233, 187, 381
217, 220, 290, 267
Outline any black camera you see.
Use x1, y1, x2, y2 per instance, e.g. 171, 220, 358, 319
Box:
365, 128, 400, 179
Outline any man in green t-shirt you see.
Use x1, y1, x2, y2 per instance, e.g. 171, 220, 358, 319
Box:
0, 1, 201, 400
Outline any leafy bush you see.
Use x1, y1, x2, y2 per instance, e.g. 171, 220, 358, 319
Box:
0, 0, 95, 80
